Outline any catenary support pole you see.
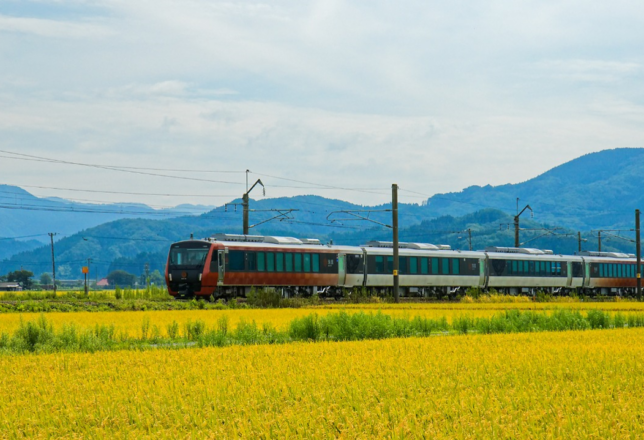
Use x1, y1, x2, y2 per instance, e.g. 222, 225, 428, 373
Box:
636, 209, 641, 298
578, 231, 582, 253
598, 231, 602, 252
48, 233, 57, 295
392, 184, 399, 303
243, 192, 249, 235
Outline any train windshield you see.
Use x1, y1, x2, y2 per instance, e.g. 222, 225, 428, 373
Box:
169, 243, 210, 269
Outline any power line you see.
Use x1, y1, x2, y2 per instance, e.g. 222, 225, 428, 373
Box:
0, 150, 245, 186
0, 183, 238, 199
251, 171, 390, 195
0, 233, 50, 241
0, 193, 215, 211
0, 151, 245, 174
0, 201, 233, 216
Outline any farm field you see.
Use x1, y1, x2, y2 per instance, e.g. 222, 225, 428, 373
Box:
0, 307, 506, 336
2, 328, 643, 438
3, 300, 644, 336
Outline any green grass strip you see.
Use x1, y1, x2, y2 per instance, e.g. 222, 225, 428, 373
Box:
0, 309, 641, 356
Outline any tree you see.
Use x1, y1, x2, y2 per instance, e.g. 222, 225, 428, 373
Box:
106, 270, 137, 287
149, 270, 165, 286
40, 273, 53, 286
7, 270, 35, 289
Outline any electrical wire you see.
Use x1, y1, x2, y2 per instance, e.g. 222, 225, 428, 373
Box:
0, 150, 245, 186
0, 183, 238, 198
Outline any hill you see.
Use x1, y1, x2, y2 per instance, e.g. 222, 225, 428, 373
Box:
423, 148, 644, 230
1, 207, 633, 282
0, 184, 214, 241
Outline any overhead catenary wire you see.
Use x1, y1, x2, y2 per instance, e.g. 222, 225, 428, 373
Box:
0, 150, 246, 186
0, 184, 238, 199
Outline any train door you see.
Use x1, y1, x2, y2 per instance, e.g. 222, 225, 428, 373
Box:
583, 259, 591, 288
217, 249, 226, 286
566, 261, 573, 288
478, 257, 486, 288
482, 254, 490, 289
337, 254, 347, 286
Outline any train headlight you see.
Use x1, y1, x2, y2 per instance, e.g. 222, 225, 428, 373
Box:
169, 274, 172, 281
199, 273, 202, 281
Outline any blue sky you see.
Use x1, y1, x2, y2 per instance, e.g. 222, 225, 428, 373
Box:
1, 0, 643, 208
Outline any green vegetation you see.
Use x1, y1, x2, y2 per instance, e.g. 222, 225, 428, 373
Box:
1, 309, 643, 355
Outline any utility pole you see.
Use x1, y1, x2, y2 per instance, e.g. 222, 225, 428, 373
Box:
145, 262, 150, 289
392, 184, 399, 303
243, 178, 265, 235
578, 232, 582, 253
48, 233, 57, 295
514, 203, 533, 247
467, 229, 472, 251
87, 258, 92, 292
598, 231, 602, 252
637, 209, 641, 298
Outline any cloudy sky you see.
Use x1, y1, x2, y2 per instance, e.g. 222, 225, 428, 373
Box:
1, 0, 643, 209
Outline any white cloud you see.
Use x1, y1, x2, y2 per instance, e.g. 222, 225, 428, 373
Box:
1, 0, 644, 208
0, 14, 110, 38
535, 59, 642, 83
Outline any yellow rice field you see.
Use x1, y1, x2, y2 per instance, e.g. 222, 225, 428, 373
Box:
0, 308, 499, 336
2, 328, 644, 438
2, 301, 644, 337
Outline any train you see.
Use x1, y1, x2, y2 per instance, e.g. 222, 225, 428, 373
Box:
164, 233, 642, 299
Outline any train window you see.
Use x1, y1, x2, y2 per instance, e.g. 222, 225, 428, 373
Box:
294, 253, 302, 272
420, 258, 429, 274
599, 264, 603, 277
319, 254, 337, 273
572, 262, 582, 278
442, 258, 450, 275
452, 259, 460, 275
512, 260, 518, 274
387, 256, 393, 273
275, 253, 284, 272
303, 254, 311, 272
285, 253, 293, 272
246, 252, 257, 271
431, 258, 439, 275
228, 251, 245, 271
399, 257, 407, 275
257, 252, 265, 271
312, 254, 320, 273
459, 258, 478, 276
266, 252, 275, 272
409, 257, 418, 274
375, 256, 385, 274
491, 259, 506, 276
210, 253, 218, 272
347, 254, 364, 274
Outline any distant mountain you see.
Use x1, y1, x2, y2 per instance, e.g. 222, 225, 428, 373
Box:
0, 238, 43, 261
1, 207, 631, 282
423, 148, 644, 230
3, 148, 644, 279
0, 184, 215, 242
